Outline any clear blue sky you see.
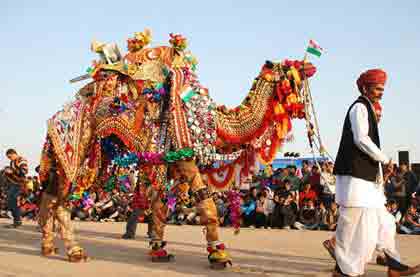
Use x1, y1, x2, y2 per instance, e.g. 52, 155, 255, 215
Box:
1, 0, 419, 171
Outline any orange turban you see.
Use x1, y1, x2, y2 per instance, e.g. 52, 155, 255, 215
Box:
356, 69, 387, 93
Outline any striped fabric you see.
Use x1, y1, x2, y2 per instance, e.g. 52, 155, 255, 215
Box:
6, 156, 28, 185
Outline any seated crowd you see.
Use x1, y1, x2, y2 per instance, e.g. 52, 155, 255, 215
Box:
0, 161, 419, 234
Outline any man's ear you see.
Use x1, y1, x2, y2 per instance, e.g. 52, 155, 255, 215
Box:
362, 86, 367, 95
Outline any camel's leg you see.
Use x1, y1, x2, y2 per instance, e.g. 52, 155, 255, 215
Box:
54, 204, 88, 262
177, 160, 231, 266
150, 194, 167, 243
39, 193, 58, 256
149, 165, 173, 262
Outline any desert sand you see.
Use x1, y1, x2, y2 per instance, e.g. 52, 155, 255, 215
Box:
0, 218, 419, 277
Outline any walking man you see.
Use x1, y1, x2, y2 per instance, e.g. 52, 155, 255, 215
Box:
3, 149, 29, 228
332, 69, 420, 276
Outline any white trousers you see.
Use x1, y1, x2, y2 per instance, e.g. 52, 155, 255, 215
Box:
335, 206, 400, 276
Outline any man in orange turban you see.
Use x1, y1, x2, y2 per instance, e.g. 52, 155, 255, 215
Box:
357, 69, 386, 92
331, 69, 420, 276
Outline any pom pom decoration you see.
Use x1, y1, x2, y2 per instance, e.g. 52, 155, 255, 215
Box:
169, 33, 188, 52
127, 29, 152, 53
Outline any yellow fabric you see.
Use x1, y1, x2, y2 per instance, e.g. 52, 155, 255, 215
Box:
26, 180, 34, 191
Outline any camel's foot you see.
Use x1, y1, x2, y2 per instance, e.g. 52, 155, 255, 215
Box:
67, 246, 89, 263
149, 241, 175, 263
41, 246, 59, 257
207, 243, 232, 269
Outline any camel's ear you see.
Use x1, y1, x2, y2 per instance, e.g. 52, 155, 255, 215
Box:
264, 60, 274, 69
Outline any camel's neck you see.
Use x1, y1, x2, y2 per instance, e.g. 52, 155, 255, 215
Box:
216, 78, 275, 144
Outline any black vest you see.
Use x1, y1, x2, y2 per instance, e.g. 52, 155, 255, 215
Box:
333, 96, 380, 182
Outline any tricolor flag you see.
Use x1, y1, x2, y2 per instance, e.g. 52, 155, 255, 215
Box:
306, 39, 323, 57
180, 86, 197, 103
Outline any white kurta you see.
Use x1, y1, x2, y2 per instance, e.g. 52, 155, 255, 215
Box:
335, 99, 400, 276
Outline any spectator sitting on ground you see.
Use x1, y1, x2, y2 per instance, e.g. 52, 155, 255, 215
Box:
249, 187, 258, 201
295, 198, 318, 230
241, 194, 256, 227
399, 204, 420, 235
276, 193, 298, 229
325, 202, 339, 231
213, 192, 227, 226
386, 199, 403, 228
262, 187, 275, 228
255, 192, 266, 228
316, 201, 329, 230
19, 194, 37, 220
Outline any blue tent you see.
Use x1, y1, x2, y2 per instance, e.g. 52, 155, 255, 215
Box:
265, 157, 329, 169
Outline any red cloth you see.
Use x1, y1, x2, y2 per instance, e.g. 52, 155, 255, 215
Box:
131, 187, 149, 210
373, 102, 382, 112
299, 189, 317, 207
356, 69, 387, 92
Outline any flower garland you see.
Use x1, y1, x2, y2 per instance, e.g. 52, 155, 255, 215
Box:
227, 190, 241, 233
113, 148, 195, 167
206, 165, 236, 189
258, 133, 281, 165
163, 148, 194, 163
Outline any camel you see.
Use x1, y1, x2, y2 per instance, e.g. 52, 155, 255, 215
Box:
37, 30, 317, 266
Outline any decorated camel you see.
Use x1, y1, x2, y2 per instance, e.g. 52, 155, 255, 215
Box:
37, 30, 317, 266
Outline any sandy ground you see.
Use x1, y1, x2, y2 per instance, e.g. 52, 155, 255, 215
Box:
0, 218, 419, 277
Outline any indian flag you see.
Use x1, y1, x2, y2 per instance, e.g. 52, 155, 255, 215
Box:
306, 39, 323, 57
180, 86, 197, 103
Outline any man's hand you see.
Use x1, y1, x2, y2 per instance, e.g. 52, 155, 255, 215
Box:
383, 159, 394, 183
385, 159, 394, 172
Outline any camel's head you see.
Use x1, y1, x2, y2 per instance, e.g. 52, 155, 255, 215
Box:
258, 59, 317, 120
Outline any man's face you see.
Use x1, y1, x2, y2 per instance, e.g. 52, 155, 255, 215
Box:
307, 200, 314, 208
366, 84, 384, 103
391, 203, 398, 211
400, 164, 408, 173
6, 153, 17, 161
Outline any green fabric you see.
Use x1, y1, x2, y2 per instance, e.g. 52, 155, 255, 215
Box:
307, 47, 322, 57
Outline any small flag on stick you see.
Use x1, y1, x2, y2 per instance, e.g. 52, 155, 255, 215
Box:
306, 39, 323, 57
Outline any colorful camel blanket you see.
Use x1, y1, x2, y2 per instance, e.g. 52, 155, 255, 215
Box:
47, 99, 90, 182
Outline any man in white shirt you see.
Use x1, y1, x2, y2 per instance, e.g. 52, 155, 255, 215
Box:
332, 69, 419, 276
